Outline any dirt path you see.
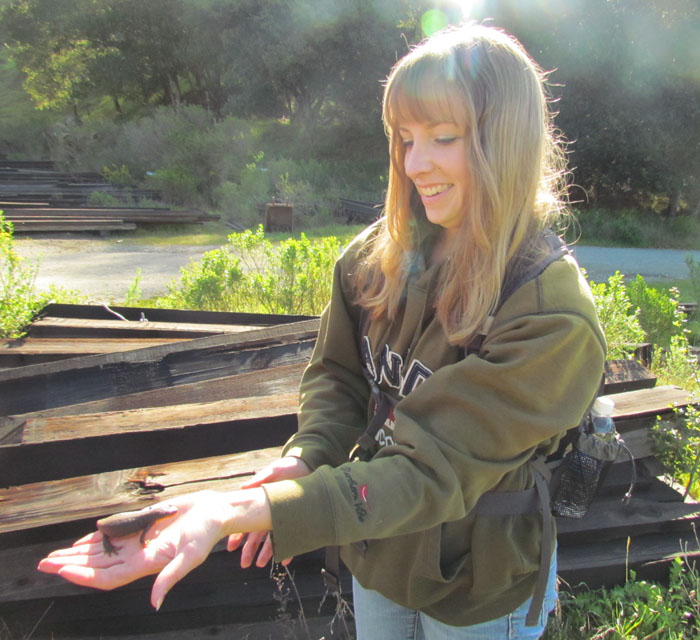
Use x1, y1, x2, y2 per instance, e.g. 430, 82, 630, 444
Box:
13, 236, 219, 302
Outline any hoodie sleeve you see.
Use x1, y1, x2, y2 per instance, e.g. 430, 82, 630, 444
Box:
280, 238, 372, 470
265, 259, 606, 560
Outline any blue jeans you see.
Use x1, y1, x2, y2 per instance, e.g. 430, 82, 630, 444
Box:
352, 552, 558, 640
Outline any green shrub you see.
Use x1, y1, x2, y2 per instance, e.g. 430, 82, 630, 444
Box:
544, 555, 700, 639
0, 211, 83, 338
652, 333, 700, 391
51, 107, 257, 206
157, 225, 340, 315
652, 395, 700, 501
86, 191, 122, 207
628, 275, 684, 348
146, 165, 200, 205
101, 164, 137, 187
687, 255, 700, 305
214, 157, 271, 227
589, 272, 646, 359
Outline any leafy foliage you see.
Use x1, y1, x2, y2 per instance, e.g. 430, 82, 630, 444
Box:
589, 272, 646, 359
627, 275, 684, 349
156, 225, 340, 315
3, 1, 698, 222
544, 551, 700, 639
0, 211, 82, 338
652, 396, 700, 501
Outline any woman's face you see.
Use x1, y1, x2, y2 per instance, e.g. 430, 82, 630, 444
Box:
399, 120, 470, 236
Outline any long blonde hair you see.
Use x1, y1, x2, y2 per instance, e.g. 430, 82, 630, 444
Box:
354, 23, 569, 345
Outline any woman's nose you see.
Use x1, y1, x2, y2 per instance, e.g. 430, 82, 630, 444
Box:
404, 143, 432, 178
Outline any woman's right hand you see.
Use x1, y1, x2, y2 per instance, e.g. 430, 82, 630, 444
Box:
227, 456, 311, 567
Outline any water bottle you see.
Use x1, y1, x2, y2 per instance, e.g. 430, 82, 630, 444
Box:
591, 396, 615, 441
551, 396, 620, 518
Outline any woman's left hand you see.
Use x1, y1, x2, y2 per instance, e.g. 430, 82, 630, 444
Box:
37, 488, 270, 611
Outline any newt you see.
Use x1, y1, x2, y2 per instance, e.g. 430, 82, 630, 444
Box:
96, 504, 179, 556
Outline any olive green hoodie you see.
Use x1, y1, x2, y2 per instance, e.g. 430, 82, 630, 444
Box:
263, 220, 606, 626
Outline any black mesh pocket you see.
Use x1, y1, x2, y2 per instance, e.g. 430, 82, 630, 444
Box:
551, 447, 611, 519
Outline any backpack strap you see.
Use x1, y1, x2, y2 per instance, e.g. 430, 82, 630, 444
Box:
465, 232, 570, 357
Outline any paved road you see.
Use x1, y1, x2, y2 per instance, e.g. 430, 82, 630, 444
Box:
571, 245, 700, 283
14, 237, 700, 302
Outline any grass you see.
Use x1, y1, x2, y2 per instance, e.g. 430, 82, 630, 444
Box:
569, 207, 700, 250
646, 279, 696, 302
110, 221, 366, 249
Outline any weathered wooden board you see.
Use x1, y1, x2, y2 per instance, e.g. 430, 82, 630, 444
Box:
35, 303, 315, 326
555, 490, 700, 544
610, 385, 692, 418
0, 411, 295, 488
0, 447, 283, 534
28, 317, 266, 339
0, 361, 307, 426
12, 221, 138, 233
10, 393, 298, 445
0, 319, 319, 416
0, 552, 346, 638
558, 529, 700, 590
603, 359, 656, 393
0, 338, 187, 367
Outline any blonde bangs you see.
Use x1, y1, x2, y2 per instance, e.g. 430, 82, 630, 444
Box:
384, 55, 470, 139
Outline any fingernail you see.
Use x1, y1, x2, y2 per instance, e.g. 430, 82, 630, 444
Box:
155, 597, 163, 612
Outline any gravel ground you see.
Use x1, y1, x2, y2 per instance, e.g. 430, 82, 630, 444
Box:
12, 235, 700, 303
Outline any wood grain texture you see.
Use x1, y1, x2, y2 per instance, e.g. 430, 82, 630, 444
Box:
0, 446, 283, 534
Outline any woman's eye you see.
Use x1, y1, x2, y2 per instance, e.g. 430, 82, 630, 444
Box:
401, 139, 414, 148
436, 136, 457, 145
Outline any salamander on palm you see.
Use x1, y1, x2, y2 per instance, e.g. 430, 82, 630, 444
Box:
96, 504, 179, 556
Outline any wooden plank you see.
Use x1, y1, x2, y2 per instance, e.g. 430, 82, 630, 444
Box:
0, 338, 187, 367
609, 385, 693, 419
0, 361, 306, 426
35, 302, 315, 326
0, 337, 313, 416
29, 316, 266, 338
0, 393, 298, 485
12, 222, 138, 232
0, 411, 296, 487
0, 552, 346, 635
13, 393, 299, 445
0, 319, 319, 416
555, 488, 700, 544
558, 529, 700, 590
0, 318, 319, 382
0, 447, 283, 534
603, 359, 656, 393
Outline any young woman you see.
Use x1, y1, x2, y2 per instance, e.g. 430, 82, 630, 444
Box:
39, 23, 605, 639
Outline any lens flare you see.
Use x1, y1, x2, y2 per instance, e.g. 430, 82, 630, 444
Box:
421, 9, 449, 37
421, 1, 487, 37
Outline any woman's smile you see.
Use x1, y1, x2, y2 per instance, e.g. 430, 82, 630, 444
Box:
400, 120, 470, 234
